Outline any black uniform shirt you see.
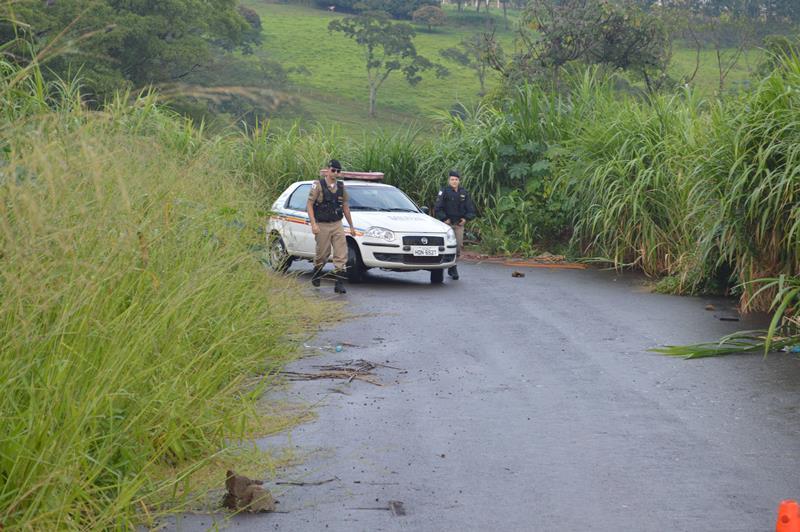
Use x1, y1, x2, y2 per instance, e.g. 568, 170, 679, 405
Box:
434, 186, 476, 223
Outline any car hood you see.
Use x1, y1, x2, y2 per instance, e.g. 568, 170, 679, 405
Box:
350, 212, 450, 234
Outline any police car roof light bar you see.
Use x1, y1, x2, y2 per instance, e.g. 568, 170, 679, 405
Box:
318, 169, 384, 181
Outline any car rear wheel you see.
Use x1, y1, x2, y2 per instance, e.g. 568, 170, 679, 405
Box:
267, 233, 292, 273
430, 268, 444, 284
346, 241, 366, 283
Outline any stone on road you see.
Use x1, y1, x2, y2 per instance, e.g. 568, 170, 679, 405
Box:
171, 262, 800, 531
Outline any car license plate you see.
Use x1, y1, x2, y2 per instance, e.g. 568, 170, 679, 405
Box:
412, 247, 439, 257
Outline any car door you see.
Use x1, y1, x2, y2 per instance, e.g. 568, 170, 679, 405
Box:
282, 184, 313, 257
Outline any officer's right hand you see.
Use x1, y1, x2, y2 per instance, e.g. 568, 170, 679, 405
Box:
311, 223, 319, 234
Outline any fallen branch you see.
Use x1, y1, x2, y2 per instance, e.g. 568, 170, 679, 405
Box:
280, 370, 383, 386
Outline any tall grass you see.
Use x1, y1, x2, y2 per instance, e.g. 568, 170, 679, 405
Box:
561, 82, 708, 278
696, 55, 800, 310
236, 122, 347, 201
0, 64, 333, 528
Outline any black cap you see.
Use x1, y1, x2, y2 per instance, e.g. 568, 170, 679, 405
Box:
448, 169, 460, 178
329, 159, 342, 170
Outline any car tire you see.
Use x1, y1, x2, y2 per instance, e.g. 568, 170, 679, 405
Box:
430, 268, 444, 284
346, 241, 366, 283
266, 233, 292, 273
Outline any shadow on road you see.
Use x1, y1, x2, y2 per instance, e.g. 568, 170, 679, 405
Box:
288, 264, 452, 290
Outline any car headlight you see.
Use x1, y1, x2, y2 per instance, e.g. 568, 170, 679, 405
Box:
445, 228, 457, 245
365, 226, 396, 241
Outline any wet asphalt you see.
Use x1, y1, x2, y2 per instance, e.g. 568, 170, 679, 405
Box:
169, 261, 800, 532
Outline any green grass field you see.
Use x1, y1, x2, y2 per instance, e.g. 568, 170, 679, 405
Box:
244, 1, 518, 135
241, 1, 761, 135
669, 45, 761, 93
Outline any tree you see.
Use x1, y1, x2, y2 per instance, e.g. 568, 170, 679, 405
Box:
486, 0, 671, 92
237, 5, 264, 53
440, 33, 494, 94
412, 6, 446, 31
0, 0, 259, 102
706, 15, 754, 92
328, 13, 448, 117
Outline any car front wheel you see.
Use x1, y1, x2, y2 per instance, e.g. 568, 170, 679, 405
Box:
267, 233, 292, 273
346, 241, 366, 283
430, 268, 444, 284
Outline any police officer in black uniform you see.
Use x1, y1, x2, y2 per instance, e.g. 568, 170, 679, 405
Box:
434, 169, 476, 280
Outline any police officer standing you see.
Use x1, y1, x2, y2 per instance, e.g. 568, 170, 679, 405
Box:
434, 170, 476, 280
307, 159, 356, 293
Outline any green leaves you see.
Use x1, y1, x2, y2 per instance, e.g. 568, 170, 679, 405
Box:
508, 162, 529, 180
511, 0, 670, 91
0, 0, 256, 100
529, 159, 550, 176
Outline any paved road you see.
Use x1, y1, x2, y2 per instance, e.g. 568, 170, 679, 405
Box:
171, 262, 800, 532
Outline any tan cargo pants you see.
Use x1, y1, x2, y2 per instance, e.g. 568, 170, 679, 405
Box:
314, 221, 347, 271
446, 221, 465, 257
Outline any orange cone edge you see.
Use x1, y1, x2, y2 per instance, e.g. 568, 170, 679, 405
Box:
777, 500, 800, 532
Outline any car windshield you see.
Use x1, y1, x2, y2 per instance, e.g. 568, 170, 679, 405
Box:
347, 185, 419, 212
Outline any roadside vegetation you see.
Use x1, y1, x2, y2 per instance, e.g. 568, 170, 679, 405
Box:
0, 59, 336, 528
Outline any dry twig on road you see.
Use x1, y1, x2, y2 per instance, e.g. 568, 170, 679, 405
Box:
281, 359, 401, 386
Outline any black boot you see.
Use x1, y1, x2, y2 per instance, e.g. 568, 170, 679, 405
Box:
448, 265, 459, 280
311, 267, 323, 287
334, 279, 347, 294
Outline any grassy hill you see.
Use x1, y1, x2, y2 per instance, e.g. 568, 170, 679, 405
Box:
243, 1, 518, 135
239, 1, 760, 136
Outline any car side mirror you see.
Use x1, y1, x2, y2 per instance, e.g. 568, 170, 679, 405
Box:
421, 206, 429, 215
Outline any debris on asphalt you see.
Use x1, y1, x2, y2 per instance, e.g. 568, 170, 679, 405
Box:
532, 252, 566, 262
715, 314, 740, 322
224, 470, 275, 513
705, 304, 715, 311
351, 500, 407, 516
281, 359, 402, 386
511, 271, 525, 278
276, 477, 339, 487
460, 250, 588, 269
303, 343, 336, 352
389, 500, 406, 516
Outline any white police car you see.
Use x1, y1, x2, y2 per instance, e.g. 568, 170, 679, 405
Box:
265, 172, 458, 284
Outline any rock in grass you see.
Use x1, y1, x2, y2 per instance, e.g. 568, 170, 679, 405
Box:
225, 470, 276, 513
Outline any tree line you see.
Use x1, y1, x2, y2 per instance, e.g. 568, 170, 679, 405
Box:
0, 1, 266, 103
2, 0, 798, 122
637, 0, 798, 22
